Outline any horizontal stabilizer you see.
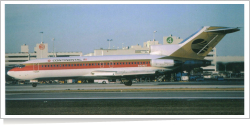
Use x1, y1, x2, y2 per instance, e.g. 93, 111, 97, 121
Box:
205, 27, 240, 33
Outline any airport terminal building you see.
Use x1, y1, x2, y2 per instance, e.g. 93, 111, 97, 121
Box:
5, 43, 83, 66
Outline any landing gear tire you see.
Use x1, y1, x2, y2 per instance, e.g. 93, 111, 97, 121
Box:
124, 80, 132, 86
102, 81, 106, 84
32, 83, 37, 87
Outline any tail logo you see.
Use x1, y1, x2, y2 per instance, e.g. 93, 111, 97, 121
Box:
191, 39, 209, 54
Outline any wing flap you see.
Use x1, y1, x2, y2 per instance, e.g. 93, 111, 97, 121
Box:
120, 71, 155, 76
91, 70, 155, 76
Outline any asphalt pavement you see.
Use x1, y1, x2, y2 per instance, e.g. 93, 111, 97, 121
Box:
5, 81, 244, 100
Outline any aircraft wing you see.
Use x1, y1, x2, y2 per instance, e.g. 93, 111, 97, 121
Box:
91, 71, 117, 76
91, 70, 155, 76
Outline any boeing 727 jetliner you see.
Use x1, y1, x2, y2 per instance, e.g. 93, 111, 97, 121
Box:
7, 26, 240, 87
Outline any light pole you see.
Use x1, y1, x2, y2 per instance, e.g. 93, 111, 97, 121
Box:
40, 32, 43, 43
225, 64, 227, 72
153, 31, 157, 41
52, 38, 55, 57
107, 39, 112, 49
40, 32, 43, 58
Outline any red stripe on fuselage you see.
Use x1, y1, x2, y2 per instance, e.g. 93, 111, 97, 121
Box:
10, 60, 151, 71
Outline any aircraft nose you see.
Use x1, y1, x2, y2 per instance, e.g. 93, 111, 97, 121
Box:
7, 70, 19, 80
7, 71, 13, 77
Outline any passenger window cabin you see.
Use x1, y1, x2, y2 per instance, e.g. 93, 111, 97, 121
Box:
37, 61, 150, 69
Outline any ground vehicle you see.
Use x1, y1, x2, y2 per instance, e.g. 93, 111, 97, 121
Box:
94, 79, 109, 84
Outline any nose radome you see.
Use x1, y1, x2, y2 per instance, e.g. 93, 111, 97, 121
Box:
7, 71, 11, 76
7, 71, 13, 77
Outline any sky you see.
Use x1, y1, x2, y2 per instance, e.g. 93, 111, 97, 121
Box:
4, 3, 245, 56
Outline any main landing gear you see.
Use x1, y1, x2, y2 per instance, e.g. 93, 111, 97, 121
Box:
122, 79, 132, 86
32, 83, 37, 87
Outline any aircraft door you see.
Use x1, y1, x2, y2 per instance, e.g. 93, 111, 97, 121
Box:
100, 62, 104, 68
109, 61, 113, 68
33, 63, 39, 72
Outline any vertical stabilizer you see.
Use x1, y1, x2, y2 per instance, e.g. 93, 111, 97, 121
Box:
168, 26, 240, 60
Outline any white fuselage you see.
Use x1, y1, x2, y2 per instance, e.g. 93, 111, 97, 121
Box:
7, 54, 171, 80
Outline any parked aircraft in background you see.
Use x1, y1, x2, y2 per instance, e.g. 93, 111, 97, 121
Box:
7, 26, 240, 87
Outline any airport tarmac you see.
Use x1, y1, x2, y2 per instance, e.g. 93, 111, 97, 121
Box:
5, 81, 244, 115
6, 91, 244, 100
5, 81, 244, 100
5, 81, 244, 92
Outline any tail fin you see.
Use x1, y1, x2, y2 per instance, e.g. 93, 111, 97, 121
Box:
151, 26, 240, 60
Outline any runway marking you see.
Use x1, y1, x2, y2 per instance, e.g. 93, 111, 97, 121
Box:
6, 97, 244, 100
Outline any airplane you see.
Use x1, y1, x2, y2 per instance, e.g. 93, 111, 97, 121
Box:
7, 26, 240, 87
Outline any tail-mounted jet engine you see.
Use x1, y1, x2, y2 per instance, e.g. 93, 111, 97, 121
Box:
151, 59, 183, 67
181, 60, 211, 71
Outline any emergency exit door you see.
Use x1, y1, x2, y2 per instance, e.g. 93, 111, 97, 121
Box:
100, 62, 104, 68
109, 61, 113, 68
33, 63, 39, 72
